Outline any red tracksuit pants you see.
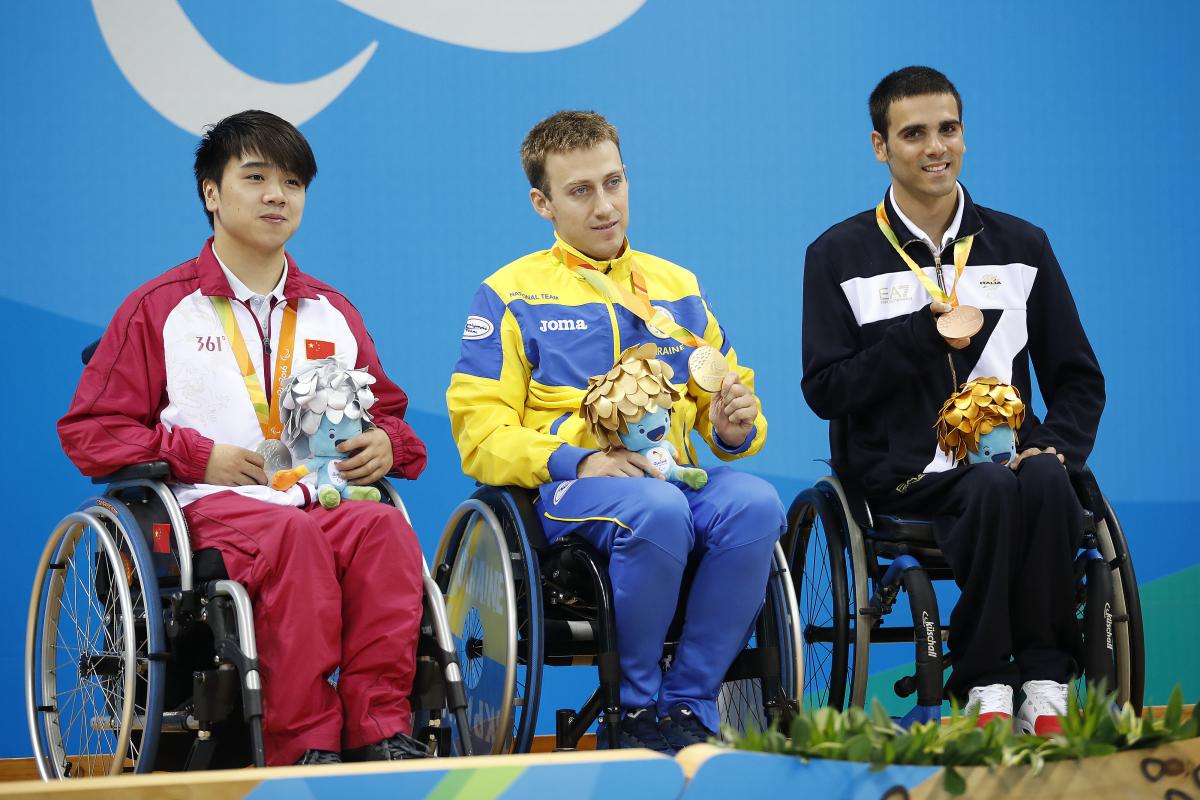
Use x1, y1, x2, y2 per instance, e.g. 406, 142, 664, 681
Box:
184, 491, 423, 766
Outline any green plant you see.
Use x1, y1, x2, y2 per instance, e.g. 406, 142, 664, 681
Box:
726, 684, 1198, 796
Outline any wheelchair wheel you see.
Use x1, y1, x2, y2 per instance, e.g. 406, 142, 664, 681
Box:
786, 479, 869, 710
436, 487, 543, 755
26, 497, 165, 778
1093, 498, 1145, 711
716, 543, 802, 734
1077, 551, 1116, 694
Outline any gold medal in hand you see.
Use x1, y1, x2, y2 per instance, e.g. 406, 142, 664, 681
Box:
936, 304, 984, 339
688, 345, 730, 392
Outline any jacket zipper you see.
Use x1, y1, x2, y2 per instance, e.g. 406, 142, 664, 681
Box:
242, 298, 278, 401
900, 216, 983, 394
931, 248, 958, 392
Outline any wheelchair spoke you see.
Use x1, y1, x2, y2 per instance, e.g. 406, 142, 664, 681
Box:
58, 684, 89, 745
794, 493, 854, 712
76, 536, 108, 655
76, 684, 103, 775
718, 678, 764, 735
32, 502, 165, 780
48, 519, 143, 777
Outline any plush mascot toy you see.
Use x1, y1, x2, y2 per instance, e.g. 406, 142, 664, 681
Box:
270, 357, 382, 508
580, 343, 708, 489
935, 377, 1026, 465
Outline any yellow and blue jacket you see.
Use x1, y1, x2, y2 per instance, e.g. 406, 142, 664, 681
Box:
446, 236, 767, 488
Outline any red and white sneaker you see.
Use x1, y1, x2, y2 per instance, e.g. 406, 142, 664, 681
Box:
965, 683, 1013, 728
1016, 680, 1068, 736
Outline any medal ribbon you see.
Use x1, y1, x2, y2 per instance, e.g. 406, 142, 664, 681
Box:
875, 201, 974, 306
553, 245, 709, 350
209, 296, 298, 439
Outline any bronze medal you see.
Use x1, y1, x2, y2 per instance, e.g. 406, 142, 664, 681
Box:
936, 304, 983, 339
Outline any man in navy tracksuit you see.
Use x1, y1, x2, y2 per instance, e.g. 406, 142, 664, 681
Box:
801, 66, 1105, 735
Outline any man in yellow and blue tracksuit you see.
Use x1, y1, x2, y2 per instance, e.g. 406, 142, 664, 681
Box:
446, 110, 785, 752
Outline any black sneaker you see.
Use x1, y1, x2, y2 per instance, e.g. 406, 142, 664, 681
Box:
596, 706, 675, 753
659, 705, 715, 750
295, 749, 342, 765
343, 730, 431, 762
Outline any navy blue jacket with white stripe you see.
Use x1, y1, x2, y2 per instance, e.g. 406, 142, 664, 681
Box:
801, 185, 1104, 500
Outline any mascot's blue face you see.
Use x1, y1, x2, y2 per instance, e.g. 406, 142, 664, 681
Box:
967, 426, 1016, 466
311, 415, 364, 458
618, 407, 670, 451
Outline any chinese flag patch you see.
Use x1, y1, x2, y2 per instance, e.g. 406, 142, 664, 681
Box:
152, 523, 172, 554
306, 339, 335, 359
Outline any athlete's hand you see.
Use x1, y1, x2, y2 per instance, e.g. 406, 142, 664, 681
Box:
204, 444, 267, 486
930, 301, 971, 350
710, 372, 756, 449
337, 427, 393, 485
577, 450, 664, 479
1009, 446, 1065, 471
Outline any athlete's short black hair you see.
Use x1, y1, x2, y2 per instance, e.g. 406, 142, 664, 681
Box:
869, 67, 963, 140
193, 110, 317, 228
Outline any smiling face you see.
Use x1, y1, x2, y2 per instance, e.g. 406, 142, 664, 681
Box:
530, 140, 629, 261
203, 151, 306, 259
618, 406, 670, 452
871, 93, 965, 211
966, 426, 1016, 466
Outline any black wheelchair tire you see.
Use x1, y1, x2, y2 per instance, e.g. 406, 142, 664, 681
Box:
786, 484, 856, 711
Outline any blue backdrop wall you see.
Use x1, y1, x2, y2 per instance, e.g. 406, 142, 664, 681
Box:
2, 0, 1197, 758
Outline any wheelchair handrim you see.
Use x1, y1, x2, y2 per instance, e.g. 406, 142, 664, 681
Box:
28, 510, 139, 778
28, 496, 166, 780
439, 498, 519, 755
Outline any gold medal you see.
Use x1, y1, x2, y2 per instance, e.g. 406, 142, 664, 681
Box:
688, 345, 729, 392
936, 304, 984, 339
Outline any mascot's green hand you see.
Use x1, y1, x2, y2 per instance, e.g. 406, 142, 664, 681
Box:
676, 467, 708, 490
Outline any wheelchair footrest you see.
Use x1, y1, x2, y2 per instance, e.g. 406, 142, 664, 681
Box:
897, 704, 942, 729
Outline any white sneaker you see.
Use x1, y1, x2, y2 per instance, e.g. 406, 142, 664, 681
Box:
964, 683, 1013, 728
1016, 680, 1068, 736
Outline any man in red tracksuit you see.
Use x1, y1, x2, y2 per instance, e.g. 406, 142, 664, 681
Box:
58, 110, 428, 766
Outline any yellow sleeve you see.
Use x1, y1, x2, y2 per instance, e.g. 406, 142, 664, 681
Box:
447, 287, 589, 488
689, 296, 768, 461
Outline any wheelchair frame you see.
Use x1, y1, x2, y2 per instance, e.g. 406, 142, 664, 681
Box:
434, 483, 803, 756
25, 462, 470, 780
785, 465, 1145, 724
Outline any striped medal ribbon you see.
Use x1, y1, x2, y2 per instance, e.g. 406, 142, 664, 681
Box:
209, 296, 298, 439
875, 202, 983, 339
554, 245, 730, 391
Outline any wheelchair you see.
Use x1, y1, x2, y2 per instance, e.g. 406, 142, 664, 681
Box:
433, 483, 803, 755
785, 430, 1144, 725
25, 461, 472, 779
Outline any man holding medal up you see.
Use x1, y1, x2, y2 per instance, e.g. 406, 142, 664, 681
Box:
447, 111, 784, 752
59, 111, 429, 765
801, 68, 1105, 735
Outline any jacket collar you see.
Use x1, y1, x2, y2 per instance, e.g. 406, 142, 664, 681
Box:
882, 183, 984, 253
551, 234, 636, 278
195, 236, 319, 300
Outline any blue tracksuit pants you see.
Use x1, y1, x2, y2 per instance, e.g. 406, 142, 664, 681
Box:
537, 466, 785, 733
